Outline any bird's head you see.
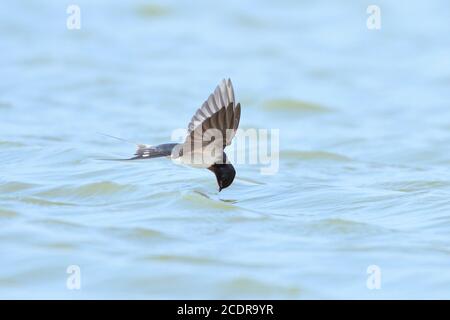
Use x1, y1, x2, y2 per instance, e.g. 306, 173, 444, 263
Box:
208, 163, 236, 191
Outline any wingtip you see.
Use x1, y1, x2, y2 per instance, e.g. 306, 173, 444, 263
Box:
221, 78, 233, 87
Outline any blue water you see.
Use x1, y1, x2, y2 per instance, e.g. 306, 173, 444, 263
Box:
1, 0, 450, 299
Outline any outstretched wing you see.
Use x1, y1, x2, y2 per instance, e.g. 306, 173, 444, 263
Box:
184, 78, 241, 150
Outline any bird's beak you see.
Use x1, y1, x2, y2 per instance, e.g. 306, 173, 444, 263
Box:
218, 186, 223, 192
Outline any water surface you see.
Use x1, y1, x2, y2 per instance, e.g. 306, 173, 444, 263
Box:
1, 0, 450, 299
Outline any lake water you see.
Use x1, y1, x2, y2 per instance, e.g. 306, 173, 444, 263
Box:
1, 0, 450, 299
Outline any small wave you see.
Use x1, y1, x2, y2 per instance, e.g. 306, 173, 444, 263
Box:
181, 191, 240, 211
281, 150, 351, 162
235, 176, 265, 185
182, 191, 240, 211
73, 181, 135, 197
306, 218, 389, 236
18, 197, 76, 207
43, 242, 77, 251
107, 227, 170, 241
135, 4, 171, 18
33, 218, 83, 229
36, 181, 135, 199
220, 277, 301, 297
234, 14, 267, 29
0, 209, 18, 218
0, 140, 25, 148
0, 181, 38, 193
375, 180, 450, 193
142, 254, 221, 266
19, 56, 54, 67
224, 211, 270, 222
0, 101, 12, 109
263, 99, 330, 113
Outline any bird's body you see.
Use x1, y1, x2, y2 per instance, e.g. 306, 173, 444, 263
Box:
113, 79, 241, 191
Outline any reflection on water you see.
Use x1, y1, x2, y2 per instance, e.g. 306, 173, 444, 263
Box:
1, 0, 450, 299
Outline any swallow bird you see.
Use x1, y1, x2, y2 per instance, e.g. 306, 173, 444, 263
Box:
115, 79, 241, 191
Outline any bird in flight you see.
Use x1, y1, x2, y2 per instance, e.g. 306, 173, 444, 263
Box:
111, 79, 241, 191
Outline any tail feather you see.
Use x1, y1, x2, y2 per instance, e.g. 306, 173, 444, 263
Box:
128, 144, 172, 160
96, 132, 179, 161
97, 145, 168, 161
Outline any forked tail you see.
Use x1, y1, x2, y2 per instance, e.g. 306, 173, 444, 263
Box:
127, 143, 180, 160
97, 132, 179, 161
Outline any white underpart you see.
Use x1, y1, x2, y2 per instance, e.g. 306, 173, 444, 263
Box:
170, 149, 224, 168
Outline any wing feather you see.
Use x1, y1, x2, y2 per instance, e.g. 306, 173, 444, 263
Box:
185, 79, 241, 149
